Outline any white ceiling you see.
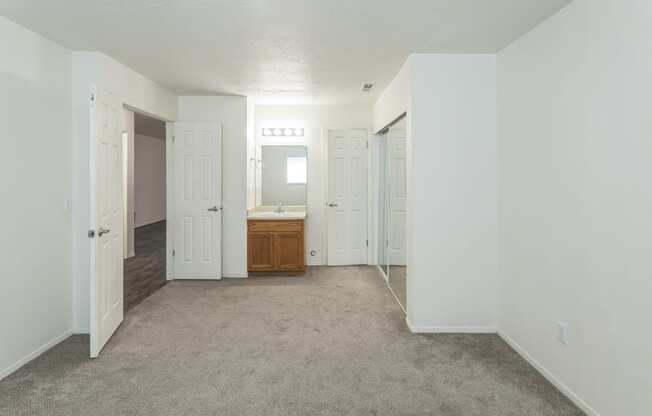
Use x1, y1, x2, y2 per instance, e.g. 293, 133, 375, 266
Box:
1, 0, 571, 105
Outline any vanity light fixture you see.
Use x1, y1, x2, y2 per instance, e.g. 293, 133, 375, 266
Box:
263, 128, 304, 137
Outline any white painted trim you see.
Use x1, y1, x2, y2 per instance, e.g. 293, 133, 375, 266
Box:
387, 282, 407, 315
88, 83, 99, 358
376, 264, 388, 283
307, 260, 324, 266
165, 122, 175, 281
0, 330, 73, 381
223, 273, 249, 279
320, 126, 329, 266
498, 331, 601, 416
365, 128, 374, 265
406, 318, 497, 334
74, 327, 90, 335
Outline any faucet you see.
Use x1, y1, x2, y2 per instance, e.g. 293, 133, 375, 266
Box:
274, 201, 284, 213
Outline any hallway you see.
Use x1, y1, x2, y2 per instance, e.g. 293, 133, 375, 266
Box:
0, 267, 582, 416
124, 221, 167, 312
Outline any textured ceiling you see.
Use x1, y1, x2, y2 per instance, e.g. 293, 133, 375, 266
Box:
0, 0, 572, 105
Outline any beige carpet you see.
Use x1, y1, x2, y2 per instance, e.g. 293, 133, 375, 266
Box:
0, 266, 583, 416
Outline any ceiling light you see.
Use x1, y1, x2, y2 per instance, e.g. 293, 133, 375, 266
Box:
262, 128, 304, 137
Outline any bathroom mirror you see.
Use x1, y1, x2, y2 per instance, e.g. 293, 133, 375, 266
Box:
258, 145, 307, 207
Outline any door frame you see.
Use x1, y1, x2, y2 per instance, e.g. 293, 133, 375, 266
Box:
122, 107, 175, 280
165, 121, 175, 280
323, 127, 372, 266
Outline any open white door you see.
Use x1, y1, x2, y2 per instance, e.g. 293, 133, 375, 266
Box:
327, 129, 368, 265
172, 122, 222, 279
388, 125, 407, 266
90, 86, 124, 358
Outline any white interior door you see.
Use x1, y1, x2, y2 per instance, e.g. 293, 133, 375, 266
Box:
327, 129, 368, 265
388, 125, 407, 266
173, 122, 222, 279
90, 86, 124, 358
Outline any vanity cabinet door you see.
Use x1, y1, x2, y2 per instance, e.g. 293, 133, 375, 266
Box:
248, 232, 276, 271
276, 232, 305, 271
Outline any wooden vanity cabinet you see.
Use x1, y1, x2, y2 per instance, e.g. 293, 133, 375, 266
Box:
247, 220, 305, 274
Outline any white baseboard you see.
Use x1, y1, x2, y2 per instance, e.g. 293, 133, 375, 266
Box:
406, 318, 497, 334
307, 260, 324, 266
0, 330, 73, 381
498, 331, 600, 416
73, 327, 89, 335
222, 273, 248, 279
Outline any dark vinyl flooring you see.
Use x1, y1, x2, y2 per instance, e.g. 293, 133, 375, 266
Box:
124, 221, 167, 312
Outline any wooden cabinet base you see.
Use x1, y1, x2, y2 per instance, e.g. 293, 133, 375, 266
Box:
247, 219, 305, 274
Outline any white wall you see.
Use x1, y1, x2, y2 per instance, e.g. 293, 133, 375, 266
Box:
177, 96, 248, 278
254, 105, 373, 265
498, 1, 652, 414
72, 51, 177, 333
0, 17, 73, 378
373, 60, 410, 134
406, 54, 498, 332
134, 134, 166, 227
246, 98, 256, 210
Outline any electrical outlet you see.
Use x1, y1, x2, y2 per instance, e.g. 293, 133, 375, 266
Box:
557, 322, 568, 346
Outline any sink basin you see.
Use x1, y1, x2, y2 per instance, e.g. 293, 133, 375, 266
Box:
248, 211, 306, 220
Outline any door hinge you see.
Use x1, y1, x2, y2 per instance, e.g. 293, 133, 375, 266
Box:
366, 141, 369, 149
172, 135, 175, 142
88, 230, 95, 238
366, 239, 369, 247
89, 85, 97, 109
172, 250, 175, 256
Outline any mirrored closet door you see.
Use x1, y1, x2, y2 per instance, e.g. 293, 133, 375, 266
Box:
376, 116, 407, 312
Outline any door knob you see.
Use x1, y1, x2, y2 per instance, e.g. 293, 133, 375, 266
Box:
98, 228, 111, 237
327, 202, 338, 207
208, 206, 221, 212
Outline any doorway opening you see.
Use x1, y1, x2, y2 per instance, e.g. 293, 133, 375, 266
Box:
123, 111, 168, 312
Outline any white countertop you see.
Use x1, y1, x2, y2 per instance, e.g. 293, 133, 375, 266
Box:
247, 207, 307, 220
